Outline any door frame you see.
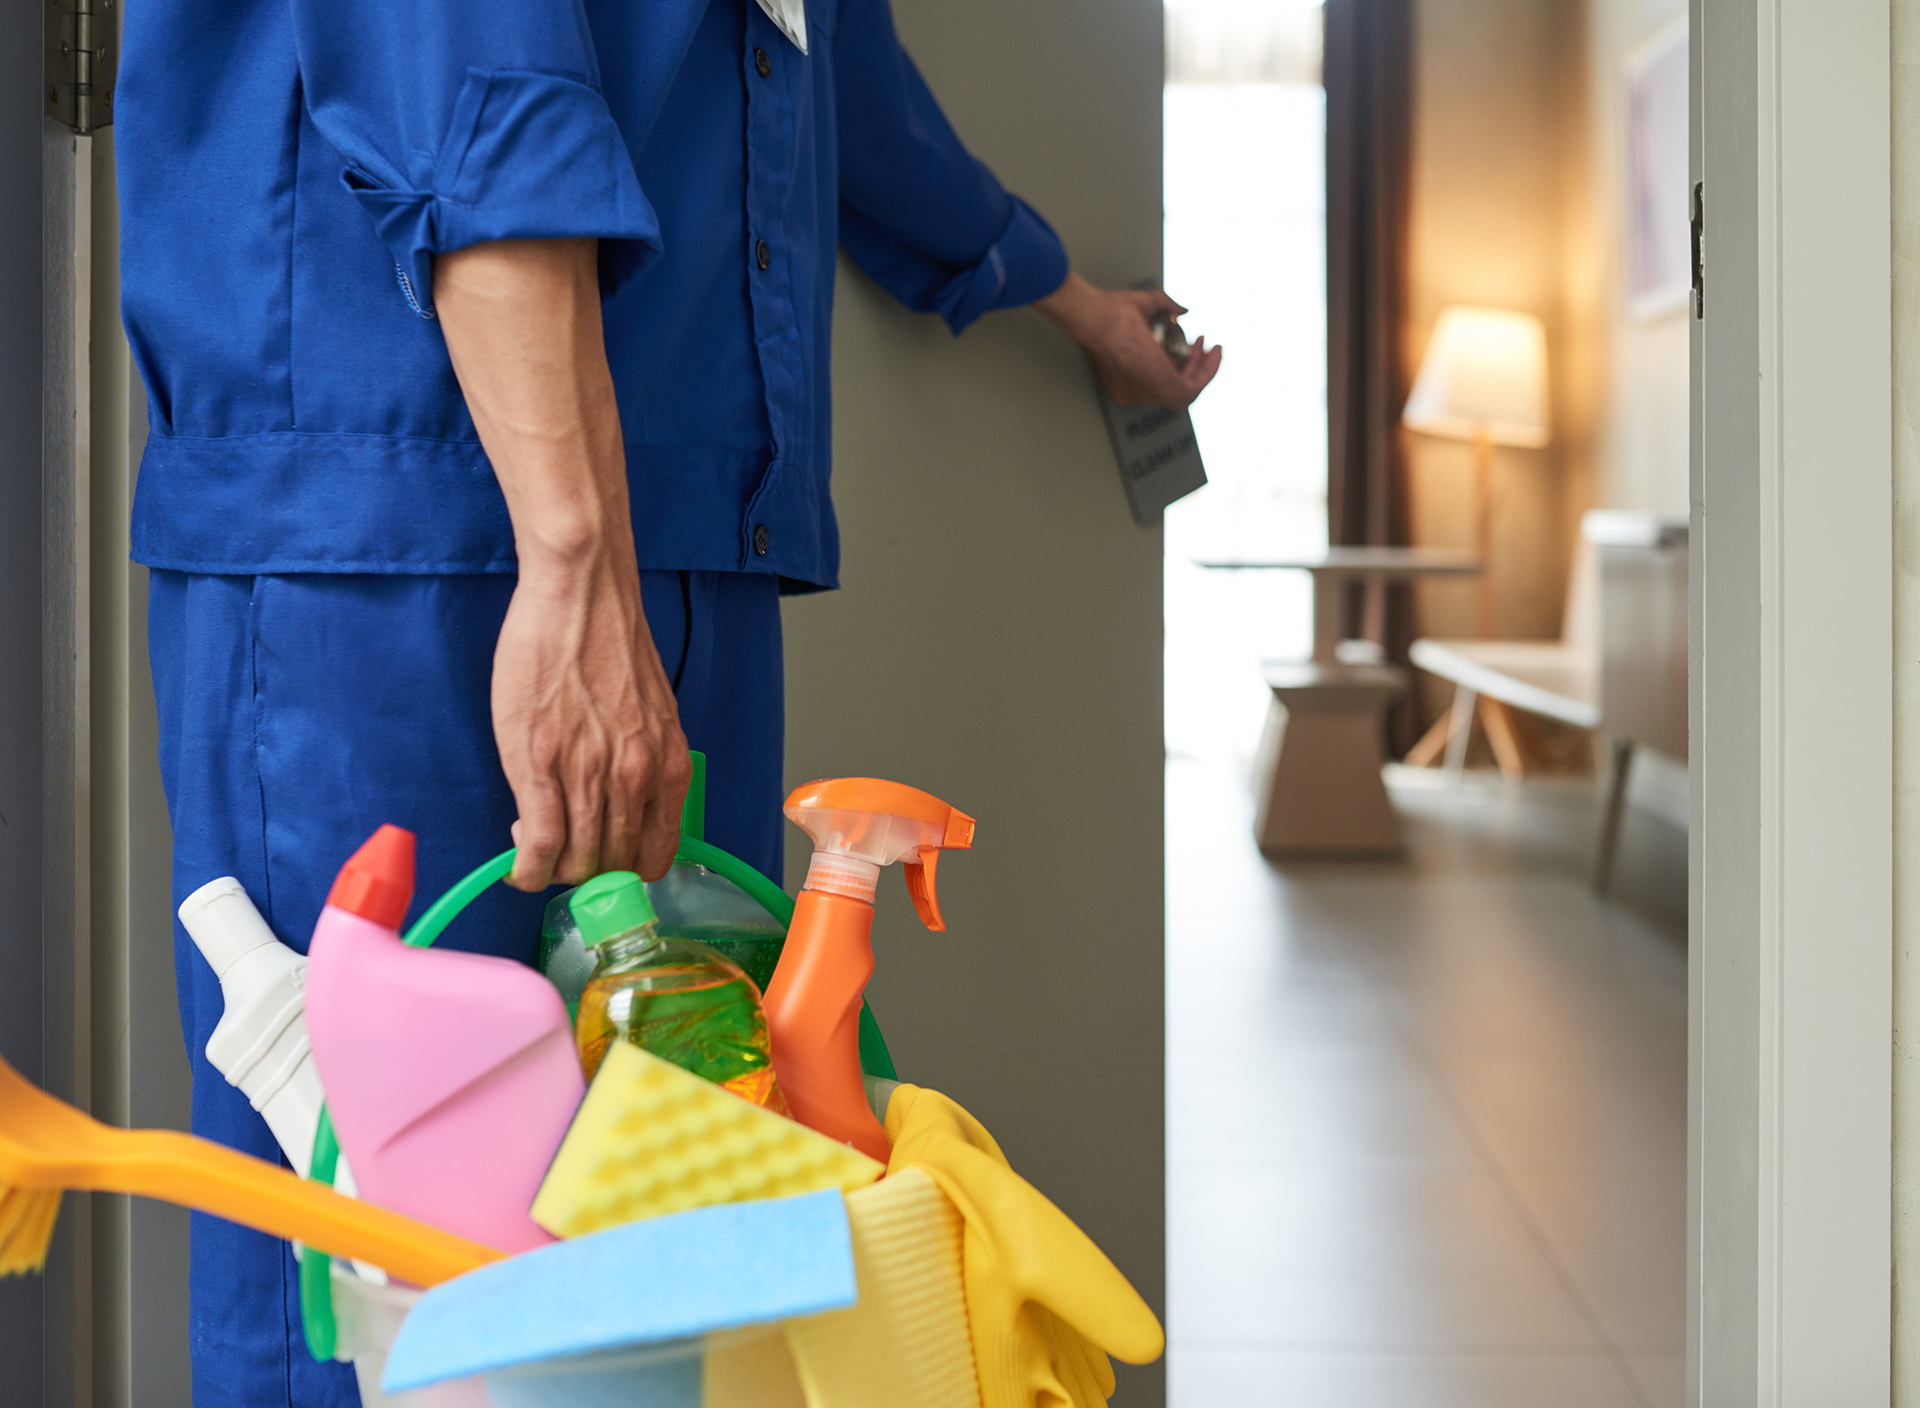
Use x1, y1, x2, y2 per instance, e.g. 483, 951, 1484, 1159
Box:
1691, 0, 1894, 1402
29, 55, 188, 1408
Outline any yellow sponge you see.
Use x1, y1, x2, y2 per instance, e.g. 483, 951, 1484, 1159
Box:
530, 1041, 884, 1238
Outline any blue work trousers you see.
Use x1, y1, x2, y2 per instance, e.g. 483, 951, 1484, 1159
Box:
148, 568, 785, 1408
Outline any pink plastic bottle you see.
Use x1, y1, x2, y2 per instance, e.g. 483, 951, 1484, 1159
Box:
305, 825, 584, 1254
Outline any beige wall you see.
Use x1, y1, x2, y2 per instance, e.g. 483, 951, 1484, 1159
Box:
781, 2, 1168, 1403
1407, 0, 1688, 652
1583, 0, 1689, 520
1409, 0, 1591, 643
1893, 0, 1920, 1395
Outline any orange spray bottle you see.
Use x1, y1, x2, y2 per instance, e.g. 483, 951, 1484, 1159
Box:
762, 778, 975, 1161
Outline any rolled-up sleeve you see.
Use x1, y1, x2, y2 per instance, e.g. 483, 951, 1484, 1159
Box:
834, 0, 1070, 335
292, 0, 658, 317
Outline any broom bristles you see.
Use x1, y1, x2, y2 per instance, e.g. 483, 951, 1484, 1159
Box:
0, 1184, 61, 1276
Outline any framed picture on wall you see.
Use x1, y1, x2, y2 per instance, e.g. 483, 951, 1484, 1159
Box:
1624, 16, 1689, 319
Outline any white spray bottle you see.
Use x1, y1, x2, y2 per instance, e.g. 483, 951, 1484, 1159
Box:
178, 877, 356, 1195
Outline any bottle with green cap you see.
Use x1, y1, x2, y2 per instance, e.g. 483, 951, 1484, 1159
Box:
538, 750, 788, 1015
570, 871, 788, 1114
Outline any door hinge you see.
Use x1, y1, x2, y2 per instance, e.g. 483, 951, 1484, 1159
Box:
45, 0, 117, 135
1690, 181, 1704, 319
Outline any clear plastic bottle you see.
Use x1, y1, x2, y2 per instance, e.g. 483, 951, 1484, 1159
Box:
537, 888, 595, 1017
570, 871, 788, 1114
647, 858, 786, 994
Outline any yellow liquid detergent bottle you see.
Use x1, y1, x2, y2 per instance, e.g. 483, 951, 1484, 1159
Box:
571, 871, 789, 1115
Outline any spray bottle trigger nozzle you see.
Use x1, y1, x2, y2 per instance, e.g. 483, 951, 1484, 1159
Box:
904, 846, 945, 932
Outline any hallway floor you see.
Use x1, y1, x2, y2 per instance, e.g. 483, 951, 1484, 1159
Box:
1166, 759, 1687, 1408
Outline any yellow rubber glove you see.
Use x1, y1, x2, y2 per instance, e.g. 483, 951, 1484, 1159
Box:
883, 1084, 1164, 1408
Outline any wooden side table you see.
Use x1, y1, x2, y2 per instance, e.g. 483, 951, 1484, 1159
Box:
1199, 549, 1484, 857
1252, 663, 1409, 855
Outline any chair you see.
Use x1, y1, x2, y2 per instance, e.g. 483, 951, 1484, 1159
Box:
1405, 516, 1688, 891
1583, 513, 1688, 889
1405, 538, 1601, 779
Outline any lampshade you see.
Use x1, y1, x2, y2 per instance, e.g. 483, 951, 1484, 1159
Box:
1402, 306, 1550, 448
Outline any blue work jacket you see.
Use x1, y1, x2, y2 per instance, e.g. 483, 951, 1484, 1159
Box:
118, 0, 1068, 591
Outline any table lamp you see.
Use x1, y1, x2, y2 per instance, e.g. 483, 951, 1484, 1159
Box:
1402, 306, 1550, 636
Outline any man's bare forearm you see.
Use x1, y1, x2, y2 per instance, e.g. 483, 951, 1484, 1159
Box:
433, 238, 688, 888
435, 239, 630, 575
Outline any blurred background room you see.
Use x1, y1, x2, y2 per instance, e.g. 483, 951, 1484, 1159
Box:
1160, 0, 1690, 1403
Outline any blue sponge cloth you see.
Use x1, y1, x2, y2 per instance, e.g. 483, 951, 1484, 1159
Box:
383, 1190, 858, 1392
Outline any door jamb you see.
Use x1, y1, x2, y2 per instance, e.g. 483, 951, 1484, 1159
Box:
1690, 0, 1894, 1401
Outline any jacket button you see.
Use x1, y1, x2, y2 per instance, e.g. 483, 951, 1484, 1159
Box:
754, 47, 771, 77
755, 239, 771, 271
753, 524, 770, 556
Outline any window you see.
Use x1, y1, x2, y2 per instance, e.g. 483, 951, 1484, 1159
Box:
1163, 0, 1329, 763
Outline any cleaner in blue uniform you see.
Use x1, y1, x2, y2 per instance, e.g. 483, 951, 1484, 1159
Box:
116, 1, 1219, 1402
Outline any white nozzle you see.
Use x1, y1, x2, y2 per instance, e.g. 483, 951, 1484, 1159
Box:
784, 781, 976, 925
180, 877, 281, 978
792, 808, 947, 873
804, 851, 881, 904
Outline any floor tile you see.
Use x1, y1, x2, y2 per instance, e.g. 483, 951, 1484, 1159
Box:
1499, 1162, 1686, 1351
1167, 1044, 1482, 1169
1427, 1050, 1686, 1183
1166, 758, 1687, 1404
1169, 1347, 1649, 1408
1623, 1352, 1686, 1408
1169, 1163, 1601, 1348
